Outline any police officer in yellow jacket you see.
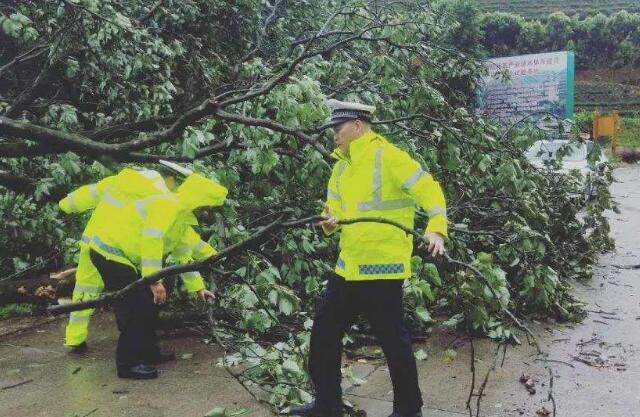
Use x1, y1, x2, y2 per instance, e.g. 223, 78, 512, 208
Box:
87, 173, 225, 379
291, 100, 447, 417
59, 168, 171, 353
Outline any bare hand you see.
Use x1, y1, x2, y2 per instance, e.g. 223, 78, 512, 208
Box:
318, 207, 339, 232
425, 232, 445, 258
150, 282, 167, 304
197, 288, 216, 304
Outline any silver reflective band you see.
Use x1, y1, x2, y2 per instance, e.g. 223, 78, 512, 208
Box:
335, 160, 348, 210
103, 192, 124, 208
92, 236, 126, 257
358, 198, 414, 211
74, 284, 102, 294
80, 235, 92, 244
142, 228, 164, 238
89, 184, 99, 200
427, 207, 447, 217
141, 259, 162, 268
357, 146, 416, 212
327, 190, 340, 200
69, 314, 90, 323
153, 179, 169, 192
181, 271, 200, 279
68, 192, 78, 211
402, 168, 426, 191
135, 201, 147, 218
336, 257, 345, 269
172, 245, 190, 257
372, 147, 383, 200
140, 170, 161, 179
193, 240, 209, 253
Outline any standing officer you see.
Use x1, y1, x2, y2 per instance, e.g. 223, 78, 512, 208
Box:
291, 99, 447, 417
86, 172, 224, 379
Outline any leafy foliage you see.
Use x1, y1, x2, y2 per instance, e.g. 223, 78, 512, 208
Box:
476, 10, 640, 70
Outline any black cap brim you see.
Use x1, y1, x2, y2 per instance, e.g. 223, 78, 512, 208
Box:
319, 116, 372, 131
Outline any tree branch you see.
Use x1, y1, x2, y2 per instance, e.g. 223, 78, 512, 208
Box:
47, 216, 285, 315
0, 170, 34, 194
0, 141, 62, 158
0, 44, 48, 80
48, 213, 537, 328
218, 21, 388, 108
241, 0, 285, 62
213, 108, 330, 159
86, 116, 176, 142
0, 115, 125, 155
138, 0, 164, 23
3, 65, 51, 118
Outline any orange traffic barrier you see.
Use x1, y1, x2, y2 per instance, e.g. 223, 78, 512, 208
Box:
593, 112, 620, 154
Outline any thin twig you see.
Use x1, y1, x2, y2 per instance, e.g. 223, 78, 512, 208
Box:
466, 334, 475, 417
547, 367, 557, 417
1, 379, 33, 390
81, 408, 98, 417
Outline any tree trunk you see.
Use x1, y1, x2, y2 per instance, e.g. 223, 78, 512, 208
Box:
0, 269, 76, 305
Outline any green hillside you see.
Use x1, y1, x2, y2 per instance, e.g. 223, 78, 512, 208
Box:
476, 0, 640, 18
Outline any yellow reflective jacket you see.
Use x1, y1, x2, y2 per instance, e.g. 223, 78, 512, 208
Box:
88, 174, 228, 292
324, 131, 448, 281
59, 168, 171, 289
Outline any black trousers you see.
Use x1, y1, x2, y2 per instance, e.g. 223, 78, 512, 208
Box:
89, 250, 160, 368
309, 273, 423, 415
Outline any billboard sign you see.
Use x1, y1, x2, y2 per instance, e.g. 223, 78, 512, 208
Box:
476, 51, 575, 123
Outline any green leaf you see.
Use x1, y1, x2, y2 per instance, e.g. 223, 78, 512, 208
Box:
415, 306, 432, 323
279, 297, 294, 316
205, 407, 227, 417
282, 359, 301, 374
251, 149, 279, 174
414, 349, 428, 361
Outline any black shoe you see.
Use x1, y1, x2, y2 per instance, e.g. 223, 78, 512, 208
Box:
387, 412, 422, 417
117, 364, 158, 380
69, 341, 88, 354
146, 351, 176, 364
289, 402, 342, 417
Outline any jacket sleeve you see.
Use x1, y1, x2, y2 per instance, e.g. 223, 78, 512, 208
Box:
58, 176, 116, 213
139, 199, 179, 278
388, 148, 448, 238
171, 227, 217, 293
322, 162, 344, 236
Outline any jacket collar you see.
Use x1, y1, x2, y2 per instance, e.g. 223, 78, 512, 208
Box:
331, 131, 380, 163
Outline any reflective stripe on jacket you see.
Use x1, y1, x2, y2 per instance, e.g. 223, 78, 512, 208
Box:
324, 131, 447, 281
59, 168, 171, 254
88, 174, 227, 292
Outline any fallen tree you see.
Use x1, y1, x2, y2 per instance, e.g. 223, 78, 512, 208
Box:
0, 268, 75, 304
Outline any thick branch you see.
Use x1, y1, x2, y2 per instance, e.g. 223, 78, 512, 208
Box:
0, 273, 75, 305
113, 98, 220, 151
87, 116, 176, 142
0, 141, 62, 158
213, 108, 330, 159
0, 170, 35, 193
0, 115, 124, 155
47, 216, 285, 314
49, 215, 524, 321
